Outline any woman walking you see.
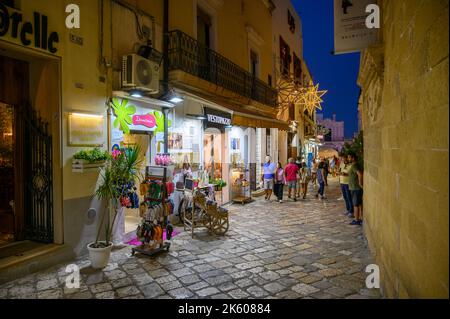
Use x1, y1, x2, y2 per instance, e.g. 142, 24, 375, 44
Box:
274, 162, 286, 203
311, 158, 318, 189
299, 162, 310, 199
315, 162, 326, 200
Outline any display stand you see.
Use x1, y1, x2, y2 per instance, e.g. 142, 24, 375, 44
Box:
132, 166, 171, 257
231, 164, 253, 205
180, 181, 229, 238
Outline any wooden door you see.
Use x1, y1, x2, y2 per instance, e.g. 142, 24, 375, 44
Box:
0, 55, 29, 241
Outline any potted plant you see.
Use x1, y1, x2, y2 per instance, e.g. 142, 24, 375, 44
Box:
87, 145, 142, 269
213, 179, 227, 191
72, 148, 109, 173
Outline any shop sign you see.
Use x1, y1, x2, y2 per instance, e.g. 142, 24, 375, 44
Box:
0, 4, 59, 54
204, 107, 232, 130
68, 113, 104, 147
110, 98, 170, 134
333, 0, 378, 54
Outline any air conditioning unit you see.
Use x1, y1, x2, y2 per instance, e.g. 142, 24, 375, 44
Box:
122, 54, 160, 94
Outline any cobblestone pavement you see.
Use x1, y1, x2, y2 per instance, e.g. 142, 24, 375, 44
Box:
0, 178, 381, 299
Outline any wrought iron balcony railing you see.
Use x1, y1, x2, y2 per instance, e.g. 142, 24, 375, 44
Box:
168, 30, 278, 107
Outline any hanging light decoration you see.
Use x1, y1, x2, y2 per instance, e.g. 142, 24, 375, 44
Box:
298, 84, 327, 112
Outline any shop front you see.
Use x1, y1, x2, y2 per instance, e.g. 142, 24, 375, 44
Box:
108, 94, 174, 242
0, 3, 63, 248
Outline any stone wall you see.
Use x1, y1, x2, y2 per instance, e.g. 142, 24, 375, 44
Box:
358, 0, 449, 298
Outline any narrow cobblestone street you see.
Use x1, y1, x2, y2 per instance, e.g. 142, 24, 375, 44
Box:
0, 178, 381, 299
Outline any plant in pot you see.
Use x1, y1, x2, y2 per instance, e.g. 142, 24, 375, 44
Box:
88, 145, 142, 269
213, 179, 227, 191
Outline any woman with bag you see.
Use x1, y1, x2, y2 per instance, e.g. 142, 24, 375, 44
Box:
274, 162, 286, 203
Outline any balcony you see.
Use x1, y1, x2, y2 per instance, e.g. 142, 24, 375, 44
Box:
168, 30, 278, 107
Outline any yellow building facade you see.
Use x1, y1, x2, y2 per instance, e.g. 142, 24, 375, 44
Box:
358, 0, 449, 298
0, 0, 292, 274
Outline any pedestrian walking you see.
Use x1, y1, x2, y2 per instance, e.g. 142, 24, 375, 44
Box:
262, 156, 276, 201
347, 153, 363, 226
330, 156, 335, 177
315, 162, 326, 200
311, 158, 318, 189
299, 162, 310, 199
284, 158, 299, 201
274, 162, 286, 203
323, 158, 330, 186
338, 155, 354, 217
295, 157, 302, 198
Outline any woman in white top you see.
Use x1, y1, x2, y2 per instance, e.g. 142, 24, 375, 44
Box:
311, 159, 318, 188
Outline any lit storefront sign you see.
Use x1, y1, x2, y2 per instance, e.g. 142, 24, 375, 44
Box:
68, 113, 104, 147
0, 4, 59, 53
203, 107, 232, 130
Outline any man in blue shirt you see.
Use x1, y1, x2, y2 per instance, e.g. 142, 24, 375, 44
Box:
262, 156, 276, 201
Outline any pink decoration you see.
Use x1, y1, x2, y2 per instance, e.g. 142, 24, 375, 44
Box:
132, 114, 157, 128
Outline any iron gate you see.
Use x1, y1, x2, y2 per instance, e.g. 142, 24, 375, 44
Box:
20, 104, 53, 243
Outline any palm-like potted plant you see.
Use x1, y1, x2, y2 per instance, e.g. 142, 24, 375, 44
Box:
87, 145, 142, 269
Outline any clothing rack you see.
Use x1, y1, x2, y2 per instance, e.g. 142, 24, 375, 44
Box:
132, 166, 172, 257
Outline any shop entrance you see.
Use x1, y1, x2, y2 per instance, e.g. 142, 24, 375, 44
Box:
203, 128, 225, 204
0, 55, 54, 245
0, 103, 15, 243
122, 132, 152, 238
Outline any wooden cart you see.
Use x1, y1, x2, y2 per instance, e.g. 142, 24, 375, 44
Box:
181, 188, 229, 238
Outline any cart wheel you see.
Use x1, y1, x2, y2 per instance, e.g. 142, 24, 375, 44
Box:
212, 216, 229, 236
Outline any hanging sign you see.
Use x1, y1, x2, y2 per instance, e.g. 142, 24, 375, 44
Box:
203, 107, 232, 130
333, 0, 378, 54
110, 98, 171, 135
0, 4, 59, 54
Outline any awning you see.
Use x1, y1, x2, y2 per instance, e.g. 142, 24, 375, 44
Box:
233, 113, 290, 131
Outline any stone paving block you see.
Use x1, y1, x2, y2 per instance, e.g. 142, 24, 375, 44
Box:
159, 280, 183, 291
132, 273, 153, 286
247, 285, 269, 298
90, 283, 113, 294
112, 278, 134, 289
155, 275, 177, 285
37, 279, 59, 291
37, 289, 63, 299
67, 291, 93, 299
204, 275, 232, 286
263, 282, 286, 294
197, 287, 220, 297
140, 283, 165, 298
292, 283, 320, 296
168, 287, 194, 299
95, 291, 117, 299
187, 281, 210, 291
228, 288, 250, 299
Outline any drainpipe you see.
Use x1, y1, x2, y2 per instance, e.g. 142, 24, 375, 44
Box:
162, 0, 169, 154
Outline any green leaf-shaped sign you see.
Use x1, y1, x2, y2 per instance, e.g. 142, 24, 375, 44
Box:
111, 98, 136, 134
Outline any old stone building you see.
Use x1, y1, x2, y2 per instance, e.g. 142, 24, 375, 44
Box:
358, 0, 448, 298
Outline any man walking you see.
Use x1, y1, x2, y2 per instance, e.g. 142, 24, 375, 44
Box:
347, 153, 363, 226
284, 158, 299, 201
262, 156, 276, 201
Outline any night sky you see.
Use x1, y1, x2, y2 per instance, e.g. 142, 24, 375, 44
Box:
293, 0, 361, 138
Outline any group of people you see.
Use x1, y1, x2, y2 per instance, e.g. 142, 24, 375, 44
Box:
338, 153, 364, 226
261, 153, 364, 226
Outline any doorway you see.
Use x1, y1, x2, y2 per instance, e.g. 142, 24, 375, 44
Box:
0, 54, 54, 245
122, 132, 152, 237
203, 128, 224, 204
0, 103, 15, 244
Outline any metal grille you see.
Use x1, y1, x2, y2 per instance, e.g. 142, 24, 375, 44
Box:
168, 30, 278, 107
20, 105, 53, 243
